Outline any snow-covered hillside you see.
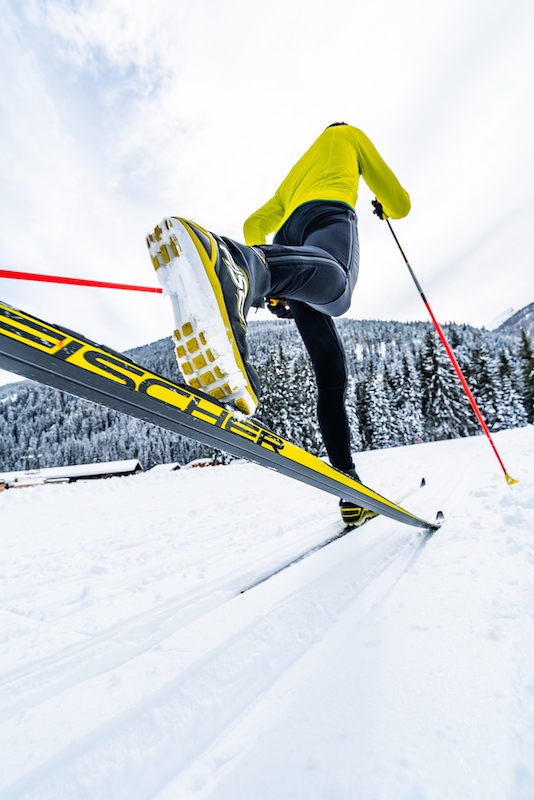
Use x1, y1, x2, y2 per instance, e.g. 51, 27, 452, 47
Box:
1, 427, 533, 800
487, 307, 516, 331
497, 302, 534, 339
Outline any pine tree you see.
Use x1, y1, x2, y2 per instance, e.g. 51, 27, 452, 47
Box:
496, 348, 528, 430
393, 350, 425, 445
256, 345, 323, 455
293, 353, 324, 455
365, 373, 397, 450
382, 365, 403, 447
519, 329, 534, 423
420, 330, 473, 440
345, 376, 363, 454
469, 342, 501, 431
256, 345, 291, 436
353, 362, 374, 450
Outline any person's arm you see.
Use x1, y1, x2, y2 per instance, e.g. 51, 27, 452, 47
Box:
353, 128, 411, 219
243, 193, 285, 245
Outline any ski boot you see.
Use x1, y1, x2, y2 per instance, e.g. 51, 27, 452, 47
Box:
147, 217, 269, 416
338, 467, 379, 528
339, 500, 379, 528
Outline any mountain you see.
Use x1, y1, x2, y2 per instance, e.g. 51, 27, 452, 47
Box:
486, 307, 516, 330
496, 301, 534, 338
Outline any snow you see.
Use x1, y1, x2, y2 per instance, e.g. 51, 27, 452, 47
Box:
486, 307, 516, 331
0, 459, 142, 485
1, 426, 533, 800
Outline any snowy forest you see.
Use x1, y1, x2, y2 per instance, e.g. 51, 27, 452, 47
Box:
0, 318, 533, 473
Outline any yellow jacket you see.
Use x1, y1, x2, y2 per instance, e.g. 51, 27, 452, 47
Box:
244, 124, 410, 245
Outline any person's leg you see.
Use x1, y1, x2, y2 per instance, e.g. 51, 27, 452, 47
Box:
292, 300, 375, 525
264, 202, 359, 315
289, 300, 355, 473
262, 243, 347, 306
145, 204, 356, 416
274, 200, 357, 268
275, 205, 376, 523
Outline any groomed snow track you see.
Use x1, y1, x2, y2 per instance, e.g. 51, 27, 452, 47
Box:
0, 460, 452, 800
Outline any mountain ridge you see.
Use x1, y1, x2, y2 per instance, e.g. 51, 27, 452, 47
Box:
496, 301, 534, 338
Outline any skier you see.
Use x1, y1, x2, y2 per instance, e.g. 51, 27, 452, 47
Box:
147, 122, 410, 526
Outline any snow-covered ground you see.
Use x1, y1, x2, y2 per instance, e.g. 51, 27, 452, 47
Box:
1, 426, 533, 800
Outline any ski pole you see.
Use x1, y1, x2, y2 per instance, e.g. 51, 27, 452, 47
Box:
374, 203, 518, 486
0, 268, 163, 294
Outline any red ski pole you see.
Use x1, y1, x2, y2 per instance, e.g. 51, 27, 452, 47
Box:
0, 268, 163, 294
377, 206, 518, 486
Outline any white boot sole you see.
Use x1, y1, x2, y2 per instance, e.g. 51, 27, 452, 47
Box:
146, 217, 258, 416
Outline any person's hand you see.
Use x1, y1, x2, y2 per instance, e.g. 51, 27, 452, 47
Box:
372, 199, 386, 220
267, 297, 293, 319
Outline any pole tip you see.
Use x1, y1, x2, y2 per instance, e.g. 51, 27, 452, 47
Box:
505, 473, 519, 486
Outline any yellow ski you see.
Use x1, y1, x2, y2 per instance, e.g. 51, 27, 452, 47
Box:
0, 299, 440, 531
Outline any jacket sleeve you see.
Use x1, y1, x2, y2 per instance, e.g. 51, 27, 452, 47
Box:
353, 128, 411, 219
243, 193, 285, 245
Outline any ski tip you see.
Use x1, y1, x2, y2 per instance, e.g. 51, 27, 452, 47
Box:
420, 477, 426, 488
505, 473, 519, 486
426, 510, 445, 532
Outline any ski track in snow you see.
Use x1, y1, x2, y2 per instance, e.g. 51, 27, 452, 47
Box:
0, 427, 533, 799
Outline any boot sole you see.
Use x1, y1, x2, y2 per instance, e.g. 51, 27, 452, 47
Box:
146, 217, 258, 416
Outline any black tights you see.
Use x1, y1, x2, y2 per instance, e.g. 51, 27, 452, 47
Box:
288, 299, 354, 472
266, 201, 357, 472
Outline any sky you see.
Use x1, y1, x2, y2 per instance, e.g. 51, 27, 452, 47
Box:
0, 0, 533, 386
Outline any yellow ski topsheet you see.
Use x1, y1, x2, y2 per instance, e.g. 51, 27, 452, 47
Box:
0, 300, 435, 528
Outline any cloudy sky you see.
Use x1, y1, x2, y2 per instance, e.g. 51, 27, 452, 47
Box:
0, 0, 533, 386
